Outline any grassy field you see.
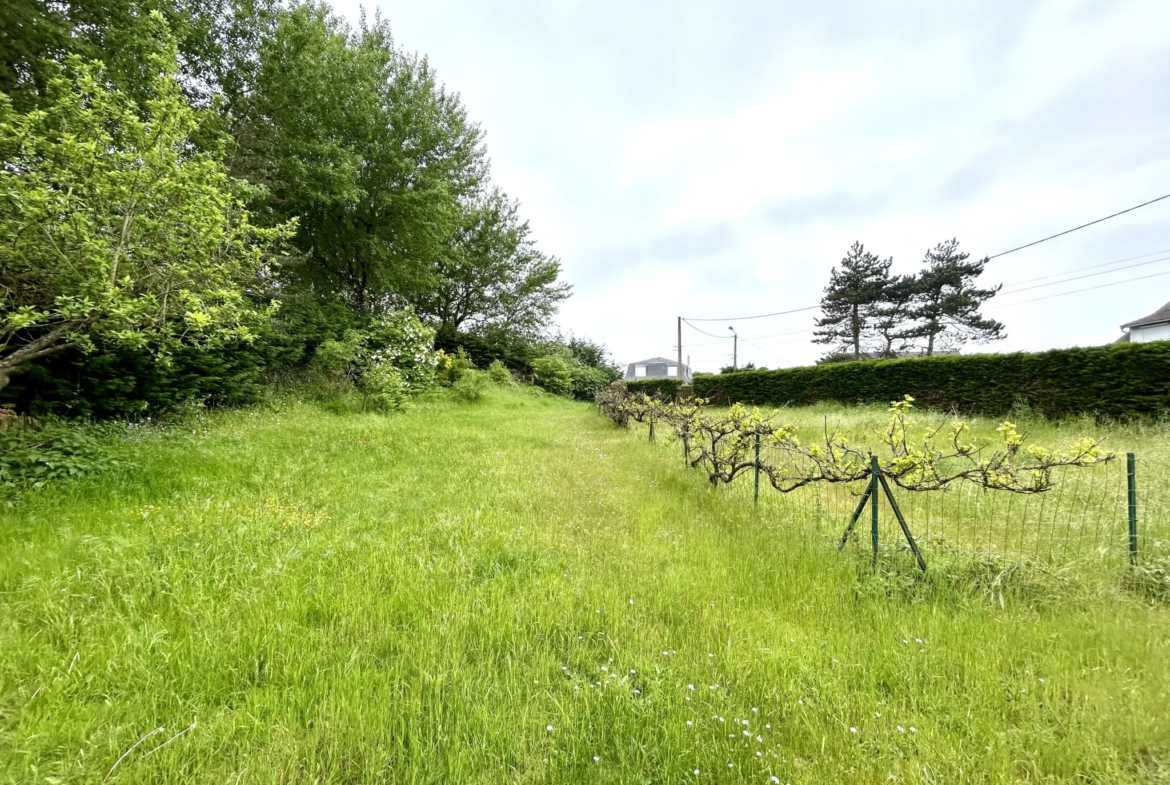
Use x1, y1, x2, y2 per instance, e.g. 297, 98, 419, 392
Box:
2, 390, 1169, 783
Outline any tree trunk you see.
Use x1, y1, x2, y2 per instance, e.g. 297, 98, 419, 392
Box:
852, 304, 861, 360
0, 368, 11, 392
926, 330, 935, 357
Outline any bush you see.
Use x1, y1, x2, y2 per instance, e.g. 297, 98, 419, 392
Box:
312, 309, 437, 411
436, 348, 477, 387
452, 369, 490, 402
531, 357, 573, 396
0, 420, 122, 490
690, 342, 1170, 419
433, 325, 537, 372
569, 365, 618, 401
628, 378, 683, 399
0, 339, 273, 419
488, 360, 514, 386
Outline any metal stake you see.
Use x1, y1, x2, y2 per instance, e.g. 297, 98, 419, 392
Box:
1127, 452, 1138, 566
870, 456, 879, 569
878, 473, 926, 572
753, 432, 761, 505
839, 484, 873, 550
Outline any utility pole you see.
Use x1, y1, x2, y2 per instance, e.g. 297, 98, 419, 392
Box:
728, 326, 737, 371
677, 316, 683, 383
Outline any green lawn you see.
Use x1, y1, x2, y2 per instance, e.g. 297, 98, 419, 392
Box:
2, 391, 1169, 783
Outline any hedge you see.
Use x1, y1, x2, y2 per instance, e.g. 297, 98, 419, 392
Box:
633, 342, 1170, 419
626, 378, 685, 399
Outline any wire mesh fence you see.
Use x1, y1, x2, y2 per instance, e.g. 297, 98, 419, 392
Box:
647, 422, 1170, 579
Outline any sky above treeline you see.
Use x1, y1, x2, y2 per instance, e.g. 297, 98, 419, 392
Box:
340, 0, 1170, 372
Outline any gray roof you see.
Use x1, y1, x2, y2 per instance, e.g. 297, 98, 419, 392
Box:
1121, 300, 1170, 330
629, 357, 679, 365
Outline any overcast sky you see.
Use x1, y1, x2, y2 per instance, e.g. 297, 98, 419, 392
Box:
338, 0, 1170, 372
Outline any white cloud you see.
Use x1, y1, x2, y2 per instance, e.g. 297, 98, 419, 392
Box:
345, 0, 1170, 370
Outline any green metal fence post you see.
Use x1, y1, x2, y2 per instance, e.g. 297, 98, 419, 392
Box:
753, 432, 761, 505
870, 455, 880, 569
838, 485, 872, 550
877, 473, 927, 572
1127, 452, 1138, 566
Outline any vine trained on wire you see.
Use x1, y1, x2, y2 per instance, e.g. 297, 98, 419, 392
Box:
596, 386, 1111, 494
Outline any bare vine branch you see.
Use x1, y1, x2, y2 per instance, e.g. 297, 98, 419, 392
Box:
597, 390, 1113, 494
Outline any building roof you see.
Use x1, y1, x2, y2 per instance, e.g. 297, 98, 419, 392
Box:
628, 357, 682, 366
1121, 300, 1170, 330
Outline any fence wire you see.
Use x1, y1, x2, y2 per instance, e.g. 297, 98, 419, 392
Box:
647, 423, 1170, 576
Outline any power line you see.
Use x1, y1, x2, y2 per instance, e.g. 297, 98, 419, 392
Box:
681, 326, 816, 347
680, 193, 1170, 323
681, 319, 733, 339
987, 193, 1170, 260
991, 269, 1170, 307
738, 337, 789, 361
683, 305, 821, 323
1000, 254, 1170, 296
1000, 248, 1170, 288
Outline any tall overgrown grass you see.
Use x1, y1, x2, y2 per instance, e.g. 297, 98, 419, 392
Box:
1, 390, 1168, 783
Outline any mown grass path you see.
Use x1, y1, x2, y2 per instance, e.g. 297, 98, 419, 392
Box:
2, 392, 1168, 783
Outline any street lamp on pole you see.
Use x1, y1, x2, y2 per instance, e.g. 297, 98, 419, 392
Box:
728, 327, 737, 372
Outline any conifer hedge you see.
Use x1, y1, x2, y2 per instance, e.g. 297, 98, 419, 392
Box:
630, 343, 1170, 419
625, 378, 686, 399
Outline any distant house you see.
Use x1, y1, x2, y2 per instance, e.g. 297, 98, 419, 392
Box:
1116, 300, 1170, 343
624, 357, 692, 384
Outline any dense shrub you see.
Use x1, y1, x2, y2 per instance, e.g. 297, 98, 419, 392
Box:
435, 348, 478, 387
433, 326, 537, 371
0, 294, 359, 419
627, 378, 683, 399
0, 420, 123, 490
531, 357, 573, 396
569, 365, 618, 401
488, 359, 515, 386
452, 369, 490, 402
688, 343, 1170, 419
0, 340, 273, 419
312, 310, 438, 411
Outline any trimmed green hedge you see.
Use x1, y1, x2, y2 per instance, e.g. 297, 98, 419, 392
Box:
627, 378, 684, 399
687, 343, 1170, 419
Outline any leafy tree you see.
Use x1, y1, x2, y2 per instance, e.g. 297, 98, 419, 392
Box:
906, 239, 1004, 355
3, 0, 183, 111
813, 242, 892, 361
561, 334, 620, 375
412, 189, 570, 336
0, 26, 291, 392
227, 5, 486, 311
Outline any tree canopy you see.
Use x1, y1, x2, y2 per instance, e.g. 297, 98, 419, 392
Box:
1, 0, 577, 414
813, 241, 892, 361
813, 238, 1005, 361
0, 23, 291, 391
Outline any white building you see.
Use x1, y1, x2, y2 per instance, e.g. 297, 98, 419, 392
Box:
1117, 300, 1170, 343
623, 357, 692, 383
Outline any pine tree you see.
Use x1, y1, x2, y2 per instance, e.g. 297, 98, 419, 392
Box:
866, 274, 916, 358
906, 239, 1005, 355
813, 242, 892, 361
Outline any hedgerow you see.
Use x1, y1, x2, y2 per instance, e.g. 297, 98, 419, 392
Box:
633, 343, 1170, 419
626, 378, 685, 399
